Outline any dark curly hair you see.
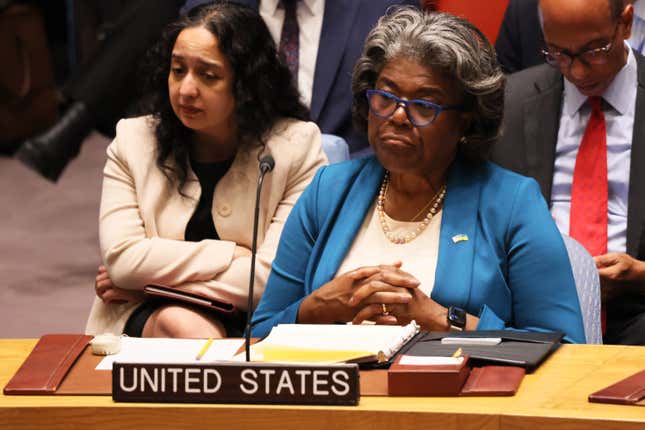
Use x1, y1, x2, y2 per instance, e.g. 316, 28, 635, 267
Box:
140, 1, 308, 193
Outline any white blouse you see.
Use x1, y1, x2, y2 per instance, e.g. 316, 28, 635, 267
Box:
335, 202, 442, 297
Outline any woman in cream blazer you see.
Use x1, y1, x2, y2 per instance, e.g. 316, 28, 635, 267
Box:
86, 3, 326, 337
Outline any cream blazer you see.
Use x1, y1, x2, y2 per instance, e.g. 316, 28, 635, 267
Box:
85, 116, 327, 335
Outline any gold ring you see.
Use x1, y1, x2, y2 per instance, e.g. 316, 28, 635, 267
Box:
381, 303, 390, 316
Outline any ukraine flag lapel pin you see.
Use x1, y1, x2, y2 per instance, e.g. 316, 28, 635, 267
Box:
451, 234, 469, 243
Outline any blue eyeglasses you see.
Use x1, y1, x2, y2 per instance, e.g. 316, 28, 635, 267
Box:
366, 89, 462, 127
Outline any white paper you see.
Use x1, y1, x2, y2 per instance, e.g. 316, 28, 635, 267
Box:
96, 337, 244, 370
440, 337, 502, 345
398, 355, 464, 366
249, 321, 419, 361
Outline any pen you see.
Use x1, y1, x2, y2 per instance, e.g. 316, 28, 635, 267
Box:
195, 338, 213, 361
451, 347, 463, 358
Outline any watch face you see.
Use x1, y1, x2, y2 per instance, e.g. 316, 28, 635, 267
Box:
448, 306, 467, 328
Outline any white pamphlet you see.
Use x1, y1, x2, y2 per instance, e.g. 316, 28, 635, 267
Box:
96, 337, 244, 370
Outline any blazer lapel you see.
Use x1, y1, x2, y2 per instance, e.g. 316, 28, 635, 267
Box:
627, 54, 645, 258
312, 158, 384, 287
431, 156, 482, 308
310, 0, 359, 121
522, 68, 563, 202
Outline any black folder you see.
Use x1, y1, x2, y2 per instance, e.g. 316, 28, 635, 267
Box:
404, 331, 564, 373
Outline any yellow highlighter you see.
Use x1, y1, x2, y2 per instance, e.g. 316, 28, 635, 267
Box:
195, 338, 213, 361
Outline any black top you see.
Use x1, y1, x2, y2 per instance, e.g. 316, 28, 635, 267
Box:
122, 156, 237, 338
184, 157, 234, 242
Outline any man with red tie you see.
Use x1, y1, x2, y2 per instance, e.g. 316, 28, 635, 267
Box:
492, 0, 645, 345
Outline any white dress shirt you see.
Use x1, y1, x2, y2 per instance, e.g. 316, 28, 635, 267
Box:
260, 0, 324, 108
550, 44, 636, 253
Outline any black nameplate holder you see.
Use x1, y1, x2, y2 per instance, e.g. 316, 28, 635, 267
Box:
113, 362, 360, 405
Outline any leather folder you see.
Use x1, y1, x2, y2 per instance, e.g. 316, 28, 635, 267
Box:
3, 333, 93, 395
459, 365, 526, 396
388, 354, 525, 397
588, 369, 645, 406
143, 284, 236, 313
405, 331, 563, 372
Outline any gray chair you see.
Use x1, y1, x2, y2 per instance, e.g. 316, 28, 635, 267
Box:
561, 235, 603, 344
321, 133, 350, 164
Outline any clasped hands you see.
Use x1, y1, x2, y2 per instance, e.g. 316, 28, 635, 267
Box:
298, 261, 448, 330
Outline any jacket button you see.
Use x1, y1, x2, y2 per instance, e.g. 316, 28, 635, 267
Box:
219, 204, 232, 217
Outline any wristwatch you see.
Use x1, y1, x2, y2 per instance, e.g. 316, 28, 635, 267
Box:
447, 306, 467, 331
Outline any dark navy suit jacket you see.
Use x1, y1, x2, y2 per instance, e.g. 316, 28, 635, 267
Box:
494, 0, 544, 74
182, 0, 419, 153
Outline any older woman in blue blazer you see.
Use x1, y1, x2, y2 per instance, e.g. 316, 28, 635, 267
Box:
252, 8, 586, 343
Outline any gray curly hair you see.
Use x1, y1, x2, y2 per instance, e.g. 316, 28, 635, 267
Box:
352, 7, 505, 160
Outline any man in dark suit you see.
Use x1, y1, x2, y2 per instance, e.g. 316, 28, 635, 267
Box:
184, 0, 419, 154
492, 0, 645, 344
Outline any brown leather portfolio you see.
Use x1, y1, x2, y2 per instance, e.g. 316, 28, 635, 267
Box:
588, 369, 645, 406
387, 353, 525, 397
460, 365, 525, 396
56, 344, 111, 395
3, 334, 93, 395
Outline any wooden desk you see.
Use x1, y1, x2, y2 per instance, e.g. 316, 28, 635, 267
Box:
1, 340, 643, 430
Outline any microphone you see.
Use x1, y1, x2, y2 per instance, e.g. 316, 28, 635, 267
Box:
245, 154, 275, 361
259, 155, 275, 174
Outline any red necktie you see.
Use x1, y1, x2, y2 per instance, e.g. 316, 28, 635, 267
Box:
279, 0, 299, 79
569, 97, 608, 333
569, 97, 608, 256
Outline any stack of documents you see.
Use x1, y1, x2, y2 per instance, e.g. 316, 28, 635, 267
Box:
250, 322, 419, 364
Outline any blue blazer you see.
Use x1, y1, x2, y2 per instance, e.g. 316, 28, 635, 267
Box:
182, 0, 419, 152
252, 156, 586, 343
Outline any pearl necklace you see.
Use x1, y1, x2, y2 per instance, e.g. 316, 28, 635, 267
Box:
377, 171, 446, 244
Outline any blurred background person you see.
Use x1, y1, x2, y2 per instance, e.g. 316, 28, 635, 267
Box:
14, 0, 184, 181
495, 0, 544, 73
0, 1, 60, 154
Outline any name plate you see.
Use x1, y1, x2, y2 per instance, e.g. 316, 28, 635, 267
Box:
112, 362, 359, 405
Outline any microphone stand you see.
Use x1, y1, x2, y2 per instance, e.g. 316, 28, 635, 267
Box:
245, 155, 274, 361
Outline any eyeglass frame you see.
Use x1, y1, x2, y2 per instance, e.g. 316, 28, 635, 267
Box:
365, 89, 462, 127
540, 22, 621, 68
